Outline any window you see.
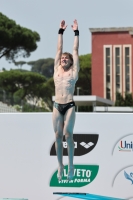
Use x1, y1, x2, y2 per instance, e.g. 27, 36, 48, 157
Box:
113, 46, 122, 101
105, 47, 111, 99
115, 47, 121, 92
125, 47, 130, 92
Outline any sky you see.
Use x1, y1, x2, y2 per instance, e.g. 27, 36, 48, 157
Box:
1, 0, 133, 71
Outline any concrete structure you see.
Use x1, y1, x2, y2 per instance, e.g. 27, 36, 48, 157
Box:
90, 27, 133, 102
0, 199, 28, 200
52, 95, 114, 111
95, 106, 133, 112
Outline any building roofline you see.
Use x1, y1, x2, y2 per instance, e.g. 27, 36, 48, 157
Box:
89, 27, 133, 35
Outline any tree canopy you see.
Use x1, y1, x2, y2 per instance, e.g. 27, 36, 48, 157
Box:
27, 58, 54, 78
0, 70, 46, 105
115, 92, 133, 106
39, 77, 55, 110
75, 54, 91, 95
0, 12, 40, 62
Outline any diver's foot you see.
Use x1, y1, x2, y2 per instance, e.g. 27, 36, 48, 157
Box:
57, 165, 64, 181
67, 166, 74, 181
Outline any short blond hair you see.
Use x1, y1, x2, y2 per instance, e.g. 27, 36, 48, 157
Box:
62, 52, 73, 66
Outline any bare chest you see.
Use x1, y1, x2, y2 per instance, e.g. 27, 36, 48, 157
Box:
54, 70, 75, 87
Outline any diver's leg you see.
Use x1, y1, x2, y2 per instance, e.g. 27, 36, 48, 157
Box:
63, 106, 75, 180
52, 107, 64, 180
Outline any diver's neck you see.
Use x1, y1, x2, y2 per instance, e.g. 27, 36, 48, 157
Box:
62, 65, 71, 71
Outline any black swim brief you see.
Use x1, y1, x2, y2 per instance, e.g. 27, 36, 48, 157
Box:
54, 101, 75, 115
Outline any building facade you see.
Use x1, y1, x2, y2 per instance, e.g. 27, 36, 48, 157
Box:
90, 27, 133, 101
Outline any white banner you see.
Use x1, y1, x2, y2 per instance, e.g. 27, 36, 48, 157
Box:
0, 113, 132, 200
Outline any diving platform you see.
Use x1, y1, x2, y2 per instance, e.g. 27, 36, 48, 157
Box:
53, 192, 125, 200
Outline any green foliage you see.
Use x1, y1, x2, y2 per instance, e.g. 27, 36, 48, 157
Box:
13, 89, 24, 104
0, 70, 46, 105
115, 93, 125, 106
115, 92, 133, 106
27, 61, 36, 66
2, 68, 6, 71
13, 104, 22, 112
0, 88, 3, 102
14, 61, 27, 70
22, 103, 49, 112
124, 93, 133, 106
75, 54, 91, 95
39, 77, 55, 110
14, 61, 26, 66
78, 106, 93, 112
27, 58, 54, 78
0, 12, 40, 61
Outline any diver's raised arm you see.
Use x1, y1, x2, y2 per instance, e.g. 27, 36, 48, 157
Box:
71, 19, 79, 72
54, 20, 67, 71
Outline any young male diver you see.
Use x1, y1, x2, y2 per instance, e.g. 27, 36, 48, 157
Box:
52, 19, 79, 181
